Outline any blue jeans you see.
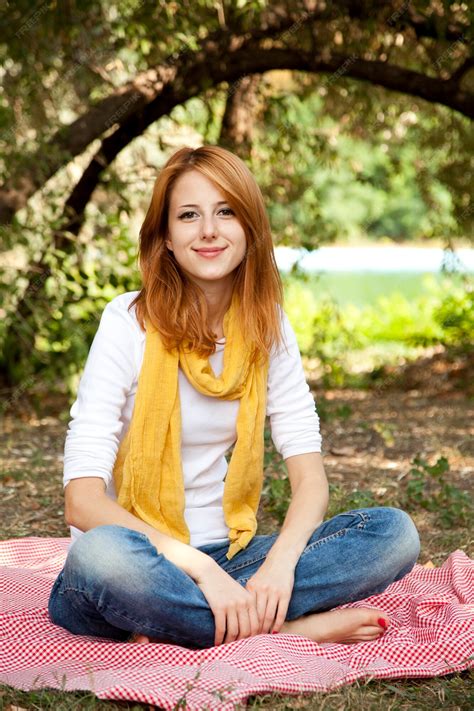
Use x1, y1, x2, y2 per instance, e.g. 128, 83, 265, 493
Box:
48, 507, 420, 649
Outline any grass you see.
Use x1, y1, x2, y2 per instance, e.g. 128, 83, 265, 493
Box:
1, 673, 473, 710
244, 673, 474, 710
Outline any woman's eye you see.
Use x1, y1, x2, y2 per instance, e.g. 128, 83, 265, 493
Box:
178, 208, 234, 219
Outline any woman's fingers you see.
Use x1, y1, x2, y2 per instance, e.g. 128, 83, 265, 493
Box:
248, 598, 261, 638
214, 607, 227, 647
236, 603, 251, 642
216, 589, 289, 644
199, 565, 264, 645
256, 593, 268, 633
224, 595, 261, 644
272, 595, 290, 633
223, 608, 239, 644
261, 595, 278, 634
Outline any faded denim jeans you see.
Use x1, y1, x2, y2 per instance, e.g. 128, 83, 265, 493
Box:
48, 506, 420, 648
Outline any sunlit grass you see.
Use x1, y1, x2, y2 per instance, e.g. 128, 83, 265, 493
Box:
282, 271, 472, 384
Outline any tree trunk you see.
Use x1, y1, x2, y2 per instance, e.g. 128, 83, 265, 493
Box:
218, 74, 263, 157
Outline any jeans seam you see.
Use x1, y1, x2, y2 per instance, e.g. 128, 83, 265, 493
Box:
225, 552, 270, 574
300, 511, 371, 556
50, 570, 64, 592
58, 586, 89, 595
301, 528, 346, 555
339, 510, 370, 524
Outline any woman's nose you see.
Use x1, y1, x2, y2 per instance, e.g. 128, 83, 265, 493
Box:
201, 217, 217, 239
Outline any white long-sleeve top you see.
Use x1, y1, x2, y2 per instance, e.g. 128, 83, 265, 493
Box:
63, 290, 322, 547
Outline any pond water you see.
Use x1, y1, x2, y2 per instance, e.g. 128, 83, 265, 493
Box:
274, 245, 474, 273
274, 246, 473, 306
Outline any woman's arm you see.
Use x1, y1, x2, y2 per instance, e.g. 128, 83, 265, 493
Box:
244, 452, 328, 634
243, 310, 328, 633
62, 296, 215, 582
65, 477, 215, 582
264, 309, 327, 563
264, 451, 329, 567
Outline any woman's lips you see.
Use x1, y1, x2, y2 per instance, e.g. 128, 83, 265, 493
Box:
194, 248, 226, 258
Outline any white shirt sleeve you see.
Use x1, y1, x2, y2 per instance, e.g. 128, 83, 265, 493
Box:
266, 308, 322, 459
62, 296, 142, 489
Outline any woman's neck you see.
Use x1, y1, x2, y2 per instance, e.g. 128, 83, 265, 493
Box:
204, 288, 233, 339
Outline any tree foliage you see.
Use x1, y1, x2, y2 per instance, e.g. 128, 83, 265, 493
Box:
0, 1, 472, 387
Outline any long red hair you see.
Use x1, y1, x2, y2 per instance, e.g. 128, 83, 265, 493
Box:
129, 145, 285, 366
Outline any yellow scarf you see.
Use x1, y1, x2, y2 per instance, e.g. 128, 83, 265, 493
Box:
112, 291, 270, 561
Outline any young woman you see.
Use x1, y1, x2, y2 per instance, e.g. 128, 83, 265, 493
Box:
48, 145, 420, 649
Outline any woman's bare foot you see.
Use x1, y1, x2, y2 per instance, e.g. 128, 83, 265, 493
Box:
280, 607, 390, 644
130, 633, 162, 644
129, 608, 390, 646
130, 632, 182, 647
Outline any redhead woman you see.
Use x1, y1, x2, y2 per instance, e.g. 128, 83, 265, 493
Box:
48, 145, 420, 649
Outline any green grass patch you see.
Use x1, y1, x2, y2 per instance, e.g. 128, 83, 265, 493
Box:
2, 671, 473, 710
283, 272, 473, 387
402, 456, 472, 528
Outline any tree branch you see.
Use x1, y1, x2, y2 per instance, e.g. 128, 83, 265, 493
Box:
10, 45, 474, 238
1, 16, 473, 225
450, 56, 474, 83
405, 8, 469, 42
0, 10, 324, 223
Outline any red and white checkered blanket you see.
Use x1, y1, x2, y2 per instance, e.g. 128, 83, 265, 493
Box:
0, 538, 472, 710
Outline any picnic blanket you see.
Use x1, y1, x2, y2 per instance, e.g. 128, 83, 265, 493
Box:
0, 538, 473, 711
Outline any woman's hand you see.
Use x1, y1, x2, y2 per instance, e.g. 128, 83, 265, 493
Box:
244, 556, 295, 634
195, 561, 261, 646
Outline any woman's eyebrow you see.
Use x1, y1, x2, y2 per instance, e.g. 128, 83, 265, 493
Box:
177, 201, 229, 208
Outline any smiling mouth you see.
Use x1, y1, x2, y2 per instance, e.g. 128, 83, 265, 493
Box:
194, 247, 227, 253
194, 248, 227, 257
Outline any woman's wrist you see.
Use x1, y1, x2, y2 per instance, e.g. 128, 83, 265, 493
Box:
265, 518, 325, 569
148, 530, 216, 582
266, 539, 301, 569
191, 552, 219, 583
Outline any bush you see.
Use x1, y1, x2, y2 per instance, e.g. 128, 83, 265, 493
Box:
433, 281, 474, 350
282, 272, 473, 387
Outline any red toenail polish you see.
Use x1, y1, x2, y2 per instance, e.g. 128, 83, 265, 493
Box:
378, 617, 388, 629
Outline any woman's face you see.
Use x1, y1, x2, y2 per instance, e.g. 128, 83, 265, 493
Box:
166, 170, 247, 293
